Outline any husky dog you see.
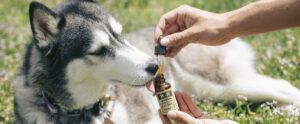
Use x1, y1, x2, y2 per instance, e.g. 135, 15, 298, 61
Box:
13, 0, 159, 123
13, 0, 300, 124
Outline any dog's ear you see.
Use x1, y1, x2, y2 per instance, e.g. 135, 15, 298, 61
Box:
29, 2, 65, 48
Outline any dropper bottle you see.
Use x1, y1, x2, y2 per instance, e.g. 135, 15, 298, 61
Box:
154, 36, 166, 76
154, 36, 179, 116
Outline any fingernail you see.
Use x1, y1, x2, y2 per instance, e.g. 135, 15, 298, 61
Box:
161, 38, 169, 45
167, 110, 176, 120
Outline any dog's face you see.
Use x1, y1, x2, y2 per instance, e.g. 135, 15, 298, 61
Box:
29, 1, 157, 92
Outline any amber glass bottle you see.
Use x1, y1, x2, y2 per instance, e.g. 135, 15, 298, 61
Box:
154, 36, 179, 116
154, 66, 179, 116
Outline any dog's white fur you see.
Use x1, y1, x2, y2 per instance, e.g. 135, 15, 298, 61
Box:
66, 59, 109, 109
110, 101, 129, 124
108, 17, 122, 34
171, 38, 300, 106
89, 30, 110, 52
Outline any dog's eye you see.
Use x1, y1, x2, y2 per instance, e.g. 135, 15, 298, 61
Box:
88, 47, 115, 57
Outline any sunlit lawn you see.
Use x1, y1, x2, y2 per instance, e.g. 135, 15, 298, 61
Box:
0, 0, 299, 123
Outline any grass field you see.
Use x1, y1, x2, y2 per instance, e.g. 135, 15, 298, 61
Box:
0, 0, 299, 123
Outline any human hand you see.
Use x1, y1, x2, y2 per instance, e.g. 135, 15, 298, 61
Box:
154, 5, 233, 57
159, 91, 237, 124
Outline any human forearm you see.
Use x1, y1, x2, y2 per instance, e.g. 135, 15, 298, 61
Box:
154, 0, 300, 57
224, 0, 300, 37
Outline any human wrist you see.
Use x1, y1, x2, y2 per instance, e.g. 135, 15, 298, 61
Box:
220, 1, 261, 38
219, 12, 239, 40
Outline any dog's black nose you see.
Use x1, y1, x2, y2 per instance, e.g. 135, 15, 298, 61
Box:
145, 63, 158, 75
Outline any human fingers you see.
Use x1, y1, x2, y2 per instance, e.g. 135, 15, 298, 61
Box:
174, 91, 193, 115
160, 24, 199, 49
158, 109, 172, 124
154, 7, 181, 44
181, 93, 203, 118
163, 24, 179, 36
166, 45, 185, 58
167, 110, 197, 124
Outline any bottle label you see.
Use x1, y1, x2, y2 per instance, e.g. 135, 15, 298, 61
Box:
156, 88, 179, 115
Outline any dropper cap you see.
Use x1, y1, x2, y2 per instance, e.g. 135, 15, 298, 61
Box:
155, 36, 166, 55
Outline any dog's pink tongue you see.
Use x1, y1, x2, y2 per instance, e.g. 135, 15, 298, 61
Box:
146, 80, 155, 93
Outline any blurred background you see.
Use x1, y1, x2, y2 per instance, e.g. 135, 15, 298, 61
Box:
0, 0, 299, 123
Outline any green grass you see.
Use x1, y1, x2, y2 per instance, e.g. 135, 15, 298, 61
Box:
0, 0, 299, 123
